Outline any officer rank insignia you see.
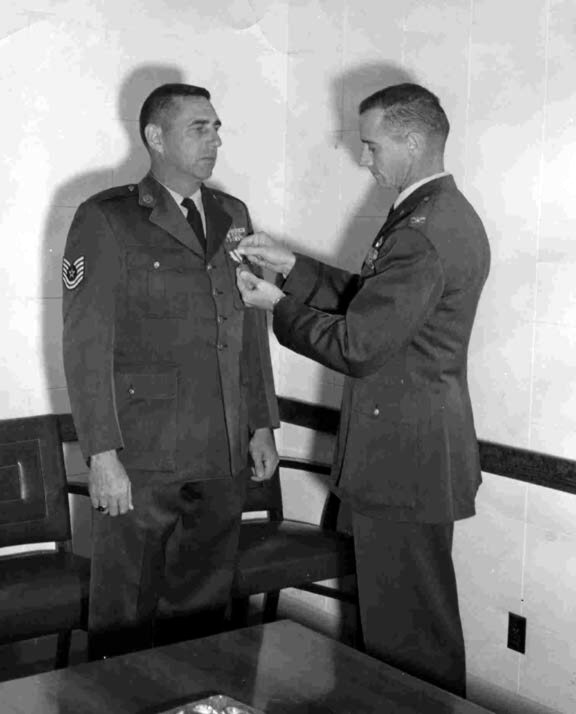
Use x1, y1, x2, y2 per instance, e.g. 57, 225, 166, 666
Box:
62, 256, 85, 290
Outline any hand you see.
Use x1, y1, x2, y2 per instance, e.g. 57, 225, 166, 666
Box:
89, 450, 133, 517
236, 267, 285, 311
249, 428, 279, 481
236, 232, 296, 276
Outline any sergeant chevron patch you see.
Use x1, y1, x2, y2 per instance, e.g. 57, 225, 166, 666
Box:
62, 256, 85, 290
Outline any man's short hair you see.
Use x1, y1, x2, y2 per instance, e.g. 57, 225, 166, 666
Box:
139, 83, 211, 147
359, 83, 449, 145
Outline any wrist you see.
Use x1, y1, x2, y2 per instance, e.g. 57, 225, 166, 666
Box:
280, 253, 296, 278
272, 293, 286, 309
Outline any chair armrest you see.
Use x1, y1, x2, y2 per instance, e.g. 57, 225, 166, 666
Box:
279, 456, 331, 476
67, 478, 89, 497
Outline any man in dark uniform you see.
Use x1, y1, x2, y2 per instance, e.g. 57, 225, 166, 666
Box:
62, 83, 279, 659
235, 84, 490, 697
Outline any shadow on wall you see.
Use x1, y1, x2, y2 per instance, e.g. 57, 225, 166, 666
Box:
325, 61, 416, 270
41, 63, 186, 415
312, 61, 416, 411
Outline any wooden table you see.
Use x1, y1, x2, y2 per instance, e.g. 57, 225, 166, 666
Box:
0, 620, 492, 713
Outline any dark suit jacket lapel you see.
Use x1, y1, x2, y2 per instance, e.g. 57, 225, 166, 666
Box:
138, 174, 204, 257
201, 185, 233, 262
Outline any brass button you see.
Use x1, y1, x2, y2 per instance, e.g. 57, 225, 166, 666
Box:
216, 342, 226, 350
153, 261, 160, 269
128, 387, 135, 396
217, 315, 224, 324
373, 407, 380, 416
206, 263, 213, 271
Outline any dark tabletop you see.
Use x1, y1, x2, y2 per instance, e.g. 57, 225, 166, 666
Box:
0, 620, 492, 713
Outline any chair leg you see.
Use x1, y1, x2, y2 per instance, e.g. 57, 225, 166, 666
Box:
55, 630, 72, 669
229, 597, 251, 628
262, 591, 280, 623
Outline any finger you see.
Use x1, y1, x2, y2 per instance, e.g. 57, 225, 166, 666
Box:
264, 460, 278, 480
229, 250, 241, 263
253, 455, 265, 480
250, 468, 265, 482
237, 236, 259, 249
237, 268, 260, 288
107, 498, 120, 517
128, 481, 134, 510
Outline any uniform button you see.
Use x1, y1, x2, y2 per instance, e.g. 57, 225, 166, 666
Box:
217, 315, 225, 324
206, 263, 213, 271
128, 387, 135, 396
373, 407, 380, 416
153, 261, 160, 269
216, 342, 227, 350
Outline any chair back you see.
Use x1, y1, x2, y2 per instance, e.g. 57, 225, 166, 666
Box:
0, 415, 72, 548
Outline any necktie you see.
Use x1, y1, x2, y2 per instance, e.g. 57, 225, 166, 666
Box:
181, 197, 206, 252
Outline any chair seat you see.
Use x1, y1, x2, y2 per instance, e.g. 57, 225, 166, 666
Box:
0, 551, 90, 642
232, 519, 355, 597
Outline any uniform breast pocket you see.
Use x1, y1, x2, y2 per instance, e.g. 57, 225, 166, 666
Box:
126, 250, 190, 318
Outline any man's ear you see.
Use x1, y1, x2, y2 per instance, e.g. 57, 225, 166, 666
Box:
144, 124, 163, 154
406, 131, 425, 156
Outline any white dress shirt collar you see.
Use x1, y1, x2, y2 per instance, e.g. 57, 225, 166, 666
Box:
393, 171, 450, 210
157, 181, 206, 232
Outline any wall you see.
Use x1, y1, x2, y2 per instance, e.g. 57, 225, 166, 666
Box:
2, 1, 576, 712
273, 1, 576, 713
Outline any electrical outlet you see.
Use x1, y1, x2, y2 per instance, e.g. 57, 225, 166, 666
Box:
507, 613, 526, 654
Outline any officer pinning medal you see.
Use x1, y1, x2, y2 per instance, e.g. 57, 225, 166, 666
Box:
234, 83, 490, 698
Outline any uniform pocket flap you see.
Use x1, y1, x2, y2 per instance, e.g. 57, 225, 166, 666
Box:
117, 372, 177, 400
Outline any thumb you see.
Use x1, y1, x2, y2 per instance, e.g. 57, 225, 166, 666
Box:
236, 267, 260, 287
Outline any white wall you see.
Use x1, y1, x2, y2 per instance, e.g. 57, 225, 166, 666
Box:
3, 1, 576, 712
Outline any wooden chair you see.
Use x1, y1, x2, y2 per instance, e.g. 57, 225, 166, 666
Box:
230, 398, 361, 645
0, 415, 90, 668
61, 400, 361, 645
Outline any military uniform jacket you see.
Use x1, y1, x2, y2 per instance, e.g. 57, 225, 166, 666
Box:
274, 175, 490, 522
62, 174, 279, 478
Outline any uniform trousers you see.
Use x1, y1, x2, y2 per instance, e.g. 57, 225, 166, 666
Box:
88, 468, 250, 660
352, 513, 466, 698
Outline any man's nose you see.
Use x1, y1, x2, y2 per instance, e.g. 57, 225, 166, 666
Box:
210, 130, 222, 148
359, 145, 372, 167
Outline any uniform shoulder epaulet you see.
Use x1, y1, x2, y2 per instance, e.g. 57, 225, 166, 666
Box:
207, 186, 246, 211
87, 184, 138, 204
